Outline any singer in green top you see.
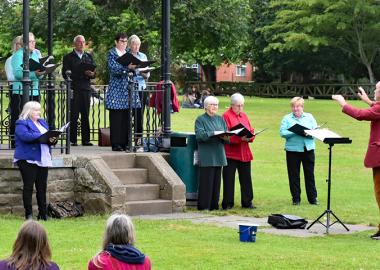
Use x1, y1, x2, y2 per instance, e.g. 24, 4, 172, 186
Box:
195, 96, 228, 211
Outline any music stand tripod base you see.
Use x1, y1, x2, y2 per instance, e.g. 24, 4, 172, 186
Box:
307, 138, 351, 234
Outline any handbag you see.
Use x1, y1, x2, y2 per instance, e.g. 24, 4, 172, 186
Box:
47, 201, 84, 219
267, 214, 308, 229
98, 127, 111, 146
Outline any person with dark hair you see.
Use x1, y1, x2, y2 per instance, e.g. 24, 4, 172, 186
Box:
0, 220, 60, 270
105, 32, 140, 152
332, 82, 380, 240
14, 101, 57, 221
62, 34, 96, 146
88, 214, 151, 270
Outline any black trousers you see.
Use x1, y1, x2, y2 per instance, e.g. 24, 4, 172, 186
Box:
70, 90, 90, 144
286, 150, 317, 203
134, 90, 147, 143
10, 93, 39, 148
222, 159, 253, 208
17, 160, 48, 218
197, 166, 222, 211
109, 109, 131, 150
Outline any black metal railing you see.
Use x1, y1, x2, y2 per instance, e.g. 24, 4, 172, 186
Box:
184, 81, 376, 98
0, 80, 70, 152
0, 79, 164, 152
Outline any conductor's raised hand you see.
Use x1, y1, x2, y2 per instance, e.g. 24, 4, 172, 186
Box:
332, 94, 347, 107
358, 86, 373, 106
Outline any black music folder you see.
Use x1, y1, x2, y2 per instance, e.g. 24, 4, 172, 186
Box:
79, 62, 96, 73
230, 123, 255, 138
28, 56, 58, 73
37, 122, 70, 145
116, 52, 155, 68
38, 130, 62, 145
288, 123, 309, 137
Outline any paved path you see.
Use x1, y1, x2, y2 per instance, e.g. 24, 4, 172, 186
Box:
136, 212, 376, 238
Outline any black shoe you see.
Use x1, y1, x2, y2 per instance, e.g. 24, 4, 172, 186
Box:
82, 142, 93, 146
370, 230, 380, 240
310, 200, 319, 205
292, 201, 300, 206
25, 214, 33, 220
222, 205, 233, 210
112, 145, 123, 151
37, 214, 48, 221
243, 204, 256, 209
71, 142, 78, 146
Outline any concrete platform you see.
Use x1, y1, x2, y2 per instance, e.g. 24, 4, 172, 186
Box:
135, 212, 376, 238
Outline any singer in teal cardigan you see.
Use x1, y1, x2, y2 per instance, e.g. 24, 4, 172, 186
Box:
195, 96, 228, 211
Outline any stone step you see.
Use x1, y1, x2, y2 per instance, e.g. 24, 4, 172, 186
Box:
101, 154, 135, 169
124, 184, 159, 201
125, 200, 172, 216
112, 168, 148, 184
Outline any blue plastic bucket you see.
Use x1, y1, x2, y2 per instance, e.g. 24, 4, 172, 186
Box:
238, 223, 258, 242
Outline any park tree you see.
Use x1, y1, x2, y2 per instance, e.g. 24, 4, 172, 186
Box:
258, 0, 380, 83
171, 0, 251, 82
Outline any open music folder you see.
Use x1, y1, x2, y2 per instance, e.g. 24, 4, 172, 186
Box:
305, 129, 351, 144
37, 122, 70, 145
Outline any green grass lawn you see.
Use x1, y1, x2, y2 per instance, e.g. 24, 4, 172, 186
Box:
1, 97, 379, 270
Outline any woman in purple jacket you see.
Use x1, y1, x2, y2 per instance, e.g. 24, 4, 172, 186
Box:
14, 101, 57, 220
0, 220, 60, 270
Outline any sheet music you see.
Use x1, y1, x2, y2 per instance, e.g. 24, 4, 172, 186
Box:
59, 122, 70, 132
305, 128, 341, 142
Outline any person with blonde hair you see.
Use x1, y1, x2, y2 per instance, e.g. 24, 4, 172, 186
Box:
14, 101, 57, 220
280, 96, 319, 205
0, 220, 60, 270
88, 214, 151, 270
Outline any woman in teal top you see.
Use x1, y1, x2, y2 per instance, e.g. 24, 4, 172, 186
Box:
195, 96, 228, 210
280, 97, 318, 206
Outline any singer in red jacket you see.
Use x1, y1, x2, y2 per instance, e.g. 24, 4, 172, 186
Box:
222, 93, 256, 210
332, 82, 380, 240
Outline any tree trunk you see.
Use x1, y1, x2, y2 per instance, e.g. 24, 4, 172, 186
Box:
201, 64, 216, 82
365, 63, 376, 84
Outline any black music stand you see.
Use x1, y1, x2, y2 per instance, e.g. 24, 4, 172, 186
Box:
306, 136, 352, 234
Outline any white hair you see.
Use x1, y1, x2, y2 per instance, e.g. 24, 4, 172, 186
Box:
230, 93, 245, 105
203, 95, 219, 109
127, 34, 141, 48
73, 35, 85, 43
19, 101, 41, 120
102, 214, 136, 249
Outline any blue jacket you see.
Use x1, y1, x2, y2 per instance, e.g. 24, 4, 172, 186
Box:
105, 48, 141, 110
14, 119, 50, 162
280, 112, 317, 152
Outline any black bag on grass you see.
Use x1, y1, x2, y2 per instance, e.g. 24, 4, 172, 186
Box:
48, 201, 84, 219
268, 214, 308, 229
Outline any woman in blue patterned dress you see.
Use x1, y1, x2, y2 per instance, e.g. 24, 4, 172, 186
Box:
106, 33, 141, 151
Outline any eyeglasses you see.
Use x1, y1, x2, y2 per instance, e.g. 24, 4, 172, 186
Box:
209, 104, 218, 107
29, 40, 36, 43
233, 104, 244, 107
118, 39, 128, 43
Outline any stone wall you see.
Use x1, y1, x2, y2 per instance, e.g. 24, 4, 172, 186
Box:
0, 153, 186, 216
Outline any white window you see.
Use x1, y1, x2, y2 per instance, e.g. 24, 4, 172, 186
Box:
236, 65, 246, 77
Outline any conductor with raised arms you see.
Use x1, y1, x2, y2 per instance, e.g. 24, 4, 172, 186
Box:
332, 82, 380, 240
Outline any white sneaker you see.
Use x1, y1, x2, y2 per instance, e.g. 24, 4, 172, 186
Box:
136, 147, 144, 153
